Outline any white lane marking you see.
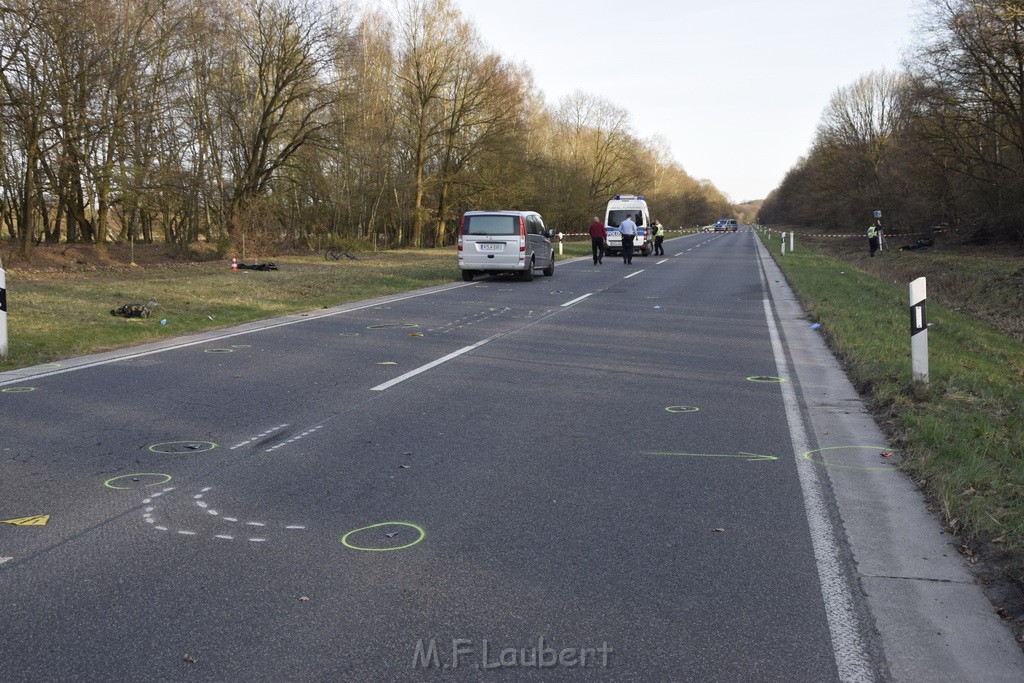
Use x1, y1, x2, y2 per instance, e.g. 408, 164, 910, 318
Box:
249, 538, 267, 543
371, 337, 495, 391
285, 525, 306, 530
142, 498, 152, 504
193, 494, 203, 500
145, 507, 154, 513
215, 535, 234, 540
674, 252, 685, 257
623, 270, 645, 280
145, 518, 155, 524
178, 530, 197, 536
761, 290, 874, 680
561, 293, 593, 307
0, 557, 14, 565
207, 510, 219, 516
246, 522, 266, 527
196, 501, 208, 508
154, 526, 168, 531
224, 517, 239, 522
656, 259, 668, 265
201, 487, 213, 493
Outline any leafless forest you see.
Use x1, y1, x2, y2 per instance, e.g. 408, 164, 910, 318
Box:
0, 0, 734, 258
762, 0, 1024, 244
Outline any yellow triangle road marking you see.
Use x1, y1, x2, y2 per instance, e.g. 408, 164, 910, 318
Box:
2, 515, 51, 526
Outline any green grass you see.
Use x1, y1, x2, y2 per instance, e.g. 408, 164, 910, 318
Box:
766, 232, 1024, 565
1, 250, 459, 371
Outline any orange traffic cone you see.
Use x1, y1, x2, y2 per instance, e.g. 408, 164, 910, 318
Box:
231, 257, 238, 271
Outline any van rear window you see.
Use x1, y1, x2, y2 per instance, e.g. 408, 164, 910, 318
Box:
607, 210, 644, 227
463, 215, 516, 235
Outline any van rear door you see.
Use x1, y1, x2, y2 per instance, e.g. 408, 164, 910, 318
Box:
461, 214, 522, 269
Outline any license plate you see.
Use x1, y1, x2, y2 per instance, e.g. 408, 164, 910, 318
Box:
479, 243, 503, 251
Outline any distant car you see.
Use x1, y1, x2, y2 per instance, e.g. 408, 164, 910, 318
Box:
712, 218, 739, 232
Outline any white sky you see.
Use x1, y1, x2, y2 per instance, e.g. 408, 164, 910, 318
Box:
352, 0, 921, 202
448, 0, 922, 202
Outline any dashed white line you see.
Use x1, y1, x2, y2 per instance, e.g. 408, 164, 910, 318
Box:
249, 538, 267, 543
656, 259, 668, 265
561, 293, 593, 307
196, 501, 208, 508
624, 269, 645, 279
178, 530, 197, 536
247, 522, 266, 527
154, 526, 168, 531
371, 337, 496, 392
224, 517, 239, 522
0, 557, 14, 565
207, 510, 219, 516
215, 535, 234, 540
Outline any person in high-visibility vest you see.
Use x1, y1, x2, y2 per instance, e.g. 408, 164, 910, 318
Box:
867, 221, 880, 257
652, 220, 666, 255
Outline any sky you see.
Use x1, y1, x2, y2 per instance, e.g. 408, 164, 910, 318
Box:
362, 0, 922, 203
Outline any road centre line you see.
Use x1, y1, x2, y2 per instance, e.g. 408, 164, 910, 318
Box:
656, 259, 668, 264
623, 270, 645, 279
561, 293, 593, 307
371, 337, 495, 391
758, 256, 874, 680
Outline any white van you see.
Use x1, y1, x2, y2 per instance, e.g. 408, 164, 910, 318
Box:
458, 210, 556, 282
604, 195, 652, 257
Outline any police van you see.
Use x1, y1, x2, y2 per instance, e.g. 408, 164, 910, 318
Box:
604, 194, 652, 257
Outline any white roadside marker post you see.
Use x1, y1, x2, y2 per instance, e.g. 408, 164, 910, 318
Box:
910, 277, 928, 383
781, 232, 786, 256
790, 231, 794, 252
0, 260, 7, 358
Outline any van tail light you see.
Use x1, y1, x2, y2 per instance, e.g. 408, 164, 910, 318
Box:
518, 216, 526, 252
458, 216, 465, 251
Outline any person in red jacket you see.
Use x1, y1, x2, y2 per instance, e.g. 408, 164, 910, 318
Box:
588, 216, 606, 265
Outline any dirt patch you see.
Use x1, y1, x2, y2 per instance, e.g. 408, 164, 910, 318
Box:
0, 241, 222, 272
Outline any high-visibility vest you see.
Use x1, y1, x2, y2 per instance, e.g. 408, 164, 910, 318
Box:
654, 224, 665, 237
867, 226, 877, 239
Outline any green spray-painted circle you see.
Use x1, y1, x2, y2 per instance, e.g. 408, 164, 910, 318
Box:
665, 406, 700, 413
802, 446, 898, 471
341, 522, 425, 552
1, 386, 36, 393
148, 441, 218, 454
746, 376, 786, 383
104, 473, 173, 490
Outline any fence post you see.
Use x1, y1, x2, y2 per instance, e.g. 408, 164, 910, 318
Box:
910, 277, 928, 383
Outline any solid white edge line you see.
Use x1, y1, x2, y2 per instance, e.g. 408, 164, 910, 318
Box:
561, 293, 593, 308
623, 269, 645, 279
760, 291, 874, 681
371, 337, 494, 391
0, 282, 477, 387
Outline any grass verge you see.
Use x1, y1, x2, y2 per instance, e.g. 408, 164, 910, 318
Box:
0, 243, 596, 374
764, 230, 1024, 589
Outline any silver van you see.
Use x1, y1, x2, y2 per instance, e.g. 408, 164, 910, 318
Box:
457, 210, 556, 282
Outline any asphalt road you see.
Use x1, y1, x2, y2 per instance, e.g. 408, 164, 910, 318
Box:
0, 230, 999, 680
